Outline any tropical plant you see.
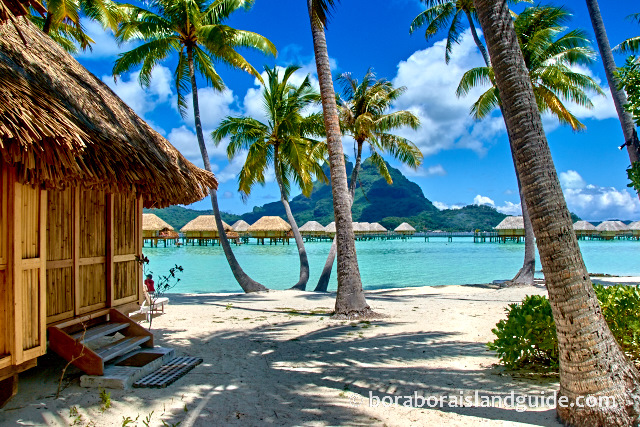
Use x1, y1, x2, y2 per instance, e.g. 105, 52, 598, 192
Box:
30, 0, 123, 53
586, 0, 640, 168
307, 0, 371, 317
113, 0, 276, 293
410, 0, 538, 286
616, 56, 640, 194
614, 13, 640, 54
315, 69, 421, 292
212, 65, 328, 291
474, 0, 640, 424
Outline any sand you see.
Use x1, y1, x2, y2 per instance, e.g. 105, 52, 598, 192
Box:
5, 280, 621, 426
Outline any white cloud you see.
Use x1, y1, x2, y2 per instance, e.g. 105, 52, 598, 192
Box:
473, 195, 495, 206
181, 88, 238, 129
402, 164, 447, 177
393, 30, 506, 158
102, 66, 173, 117
167, 126, 229, 167
559, 170, 640, 220
74, 21, 135, 60
433, 201, 463, 210
223, 191, 234, 199
496, 201, 522, 216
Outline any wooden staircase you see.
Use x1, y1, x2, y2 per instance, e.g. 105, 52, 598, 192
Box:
48, 309, 153, 376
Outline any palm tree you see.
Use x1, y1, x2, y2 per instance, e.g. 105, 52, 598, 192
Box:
212, 65, 328, 291
113, 0, 276, 293
30, 0, 122, 53
614, 13, 640, 54
585, 0, 640, 168
314, 69, 422, 292
410, 0, 539, 285
474, 0, 640, 424
307, 0, 371, 317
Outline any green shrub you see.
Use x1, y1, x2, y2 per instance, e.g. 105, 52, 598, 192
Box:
488, 285, 640, 371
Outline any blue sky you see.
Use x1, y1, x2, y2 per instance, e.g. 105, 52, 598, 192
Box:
74, 0, 640, 221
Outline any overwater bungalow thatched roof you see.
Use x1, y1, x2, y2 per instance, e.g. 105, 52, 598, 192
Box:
495, 216, 524, 230
370, 222, 387, 233
573, 220, 597, 231
596, 220, 628, 232
181, 216, 232, 232
629, 221, 640, 231
0, 6, 216, 208
325, 222, 336, 233
395, 222, 416, 233
142, 213, 174, 231
232, 220, 250, 232
299, 221, 325, 233
248, 216, 292, 233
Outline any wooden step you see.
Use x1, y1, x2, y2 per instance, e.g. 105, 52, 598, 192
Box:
97, 336, 151, 363
70, 323, 129, 344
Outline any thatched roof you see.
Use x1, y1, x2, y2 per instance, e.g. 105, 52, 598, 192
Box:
596, 220, 629, 232
495, 216, 524, 230
232, 220, 250, 232
299, 221, 325, 232
629, 221, 640, 231
0, 8, 216, 208
395, 222, 416, 232
325, 222, 336, 233
248, 216, 291, 232
180, 216, 232, 232
370, 222, 387, 232
142, 213, 174, 231
573, 220, 596, 231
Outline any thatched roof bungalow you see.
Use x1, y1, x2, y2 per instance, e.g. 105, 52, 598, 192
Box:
370, 222, 387, 234
0, 1, 216, 400
629, 221, 640, 237
573, 220, 597, 238
232, 220, 251, 236
181, 216, 234, 239
325, 221, 336, 237
299, 221, 326, 237
494, 216, 525, 238
596, 220, 629, 240
395, 222, 416, 235
248, 216, 292, 239
142, 213, 175, 238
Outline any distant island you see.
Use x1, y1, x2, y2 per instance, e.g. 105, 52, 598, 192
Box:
146, 160, 519, 231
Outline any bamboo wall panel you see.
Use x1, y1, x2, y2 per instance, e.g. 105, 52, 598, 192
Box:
21, 269, 40, 351
21, 184, 40, 260
114, 193, 136, 256
46, 266, 73, 319
0, 270, 8, 358
0, 162, 6, 265
46, 189, 73, 261
80, 190, 106, 258
79, 264, 106, 309
114, 260, 137, 300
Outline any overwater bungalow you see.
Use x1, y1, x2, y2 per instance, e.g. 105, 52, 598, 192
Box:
395, 222, 417, 236
142, 214, 178, 247
324, 221, 336, 237
573, 220, 597, 239
248, 216, 292, 244
299, 221, 326, 239
596, 220, 629, 240
0, 4, 216, 405
231, 220, 251, 238
370, 222, 388, 235
494, 216, 525, 242
181, 216, 237, 245
629, 221, 640, 239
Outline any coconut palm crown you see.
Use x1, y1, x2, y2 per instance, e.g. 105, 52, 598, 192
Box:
614, 13, 640, 54
456, 5, 604, 131
337, 68, 421, 187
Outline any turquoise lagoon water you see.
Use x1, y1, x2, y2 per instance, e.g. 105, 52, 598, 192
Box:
144, 238, 640, 294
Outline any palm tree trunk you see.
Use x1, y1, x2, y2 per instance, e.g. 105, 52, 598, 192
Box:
466, 14, 536, 285
42, 11, 53, 34
307, 0, 370, 316
585, 0, 640, 166
314, 140, 363, 292
187, 46, 267, 293
274, 146, 310, 290
475, 1, 640, 424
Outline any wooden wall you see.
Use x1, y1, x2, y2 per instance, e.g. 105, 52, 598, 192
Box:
0, 162, 9, 370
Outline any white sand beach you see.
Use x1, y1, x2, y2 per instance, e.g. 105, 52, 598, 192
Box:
2, 279, 631, 426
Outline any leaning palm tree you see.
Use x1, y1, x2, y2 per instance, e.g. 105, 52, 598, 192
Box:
585, 0, 640, 168
614, 13, 640, 54
113, 0, 276, 293
314, 69, 421, 292
212, 65, 328, 291
307, 0, 371, 317
410, 0, 538, 285
30, 0, 123, 52
475, 0, 640, 424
